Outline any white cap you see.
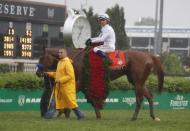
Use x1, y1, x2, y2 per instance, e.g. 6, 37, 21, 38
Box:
98, 13, 110, 21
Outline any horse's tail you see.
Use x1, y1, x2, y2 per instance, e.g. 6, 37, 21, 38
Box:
151, 55, 164, 93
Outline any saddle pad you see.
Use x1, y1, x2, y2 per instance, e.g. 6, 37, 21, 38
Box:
106, 51, 126, 67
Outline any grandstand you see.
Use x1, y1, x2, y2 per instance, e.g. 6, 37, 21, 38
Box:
126, 26, 190, 56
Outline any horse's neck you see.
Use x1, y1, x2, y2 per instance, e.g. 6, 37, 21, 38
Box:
67, 48, 85, 61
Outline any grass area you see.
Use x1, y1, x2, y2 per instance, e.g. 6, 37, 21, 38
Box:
0, 109, 189, 131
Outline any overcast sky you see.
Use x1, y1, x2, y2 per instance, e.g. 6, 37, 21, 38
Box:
33, 0, 190, 28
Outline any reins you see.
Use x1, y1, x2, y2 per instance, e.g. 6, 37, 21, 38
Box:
70, 46, 91, 61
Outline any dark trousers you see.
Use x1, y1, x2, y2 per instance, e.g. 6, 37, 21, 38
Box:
40, 88, 52, 117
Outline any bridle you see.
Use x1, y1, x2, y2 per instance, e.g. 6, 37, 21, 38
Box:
36, 55, 58, 77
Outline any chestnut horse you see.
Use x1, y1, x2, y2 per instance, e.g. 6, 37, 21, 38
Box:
36, 47, 164, 121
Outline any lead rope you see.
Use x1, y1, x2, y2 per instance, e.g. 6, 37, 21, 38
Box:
57, 82, 61, 100
47, 77, 54, 109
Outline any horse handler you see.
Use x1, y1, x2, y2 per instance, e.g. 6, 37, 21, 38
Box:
45, 49, 84, 120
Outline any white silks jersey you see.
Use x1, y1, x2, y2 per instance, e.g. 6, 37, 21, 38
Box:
91, 24, 116, 53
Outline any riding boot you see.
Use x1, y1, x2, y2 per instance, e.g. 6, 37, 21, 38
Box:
96, 50, 112, 64
72, 108, 85, 120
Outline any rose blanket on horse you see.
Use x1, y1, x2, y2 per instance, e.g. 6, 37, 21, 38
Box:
83, 50, 127, 108
83, 50, 109, 109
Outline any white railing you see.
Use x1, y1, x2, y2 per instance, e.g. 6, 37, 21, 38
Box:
0, 59, 38, 73
23, 63, 37, 72
8, 63, 18, 72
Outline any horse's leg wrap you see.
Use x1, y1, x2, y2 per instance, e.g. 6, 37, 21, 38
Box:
147, 96, 155, 120
149, 104, 155, 120
144, 88, 155, 120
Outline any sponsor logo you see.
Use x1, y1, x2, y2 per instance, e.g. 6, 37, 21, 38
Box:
18, 95, 25, 106
18, 95, 41, 106
144, 101, 159, 106
77, 98, 119, 103
170, 95, 188, 109
122, 97, 136, 106
25, 98, 41, 104
0, 98, 13, 103
105, 98, 119, 103
77, 98, 87, 103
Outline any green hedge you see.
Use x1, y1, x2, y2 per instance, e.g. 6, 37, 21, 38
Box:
0, 73, 43, 90
0, 73, 190, 92
110, 75, 190, 93
0, 64, 10, 73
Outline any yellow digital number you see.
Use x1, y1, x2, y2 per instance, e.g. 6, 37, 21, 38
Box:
22, 51, 31, 57
8, 29, 15, 35
4, 44, 14, 49
4, 36, 14, 42
27, 37, 32, 43
22, 44, 32, 50
4, 50, 13, 56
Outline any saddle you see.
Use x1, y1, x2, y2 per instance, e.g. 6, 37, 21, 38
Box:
106, 51, 127, 68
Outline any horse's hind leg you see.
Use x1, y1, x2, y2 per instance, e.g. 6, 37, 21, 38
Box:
131, 85, 144, 121
144, 88, 160, 121
144, 88, 155, 120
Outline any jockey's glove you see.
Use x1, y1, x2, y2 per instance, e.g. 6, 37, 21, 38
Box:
85, 38, 92, 46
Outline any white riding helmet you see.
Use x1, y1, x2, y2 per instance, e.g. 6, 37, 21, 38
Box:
98, 13, 110, 21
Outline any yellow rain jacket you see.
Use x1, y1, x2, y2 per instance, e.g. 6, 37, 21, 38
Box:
47, 57, 78, 109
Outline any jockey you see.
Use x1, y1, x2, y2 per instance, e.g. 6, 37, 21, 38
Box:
86, 13, 116, 62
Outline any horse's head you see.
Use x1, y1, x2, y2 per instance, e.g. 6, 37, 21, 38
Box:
36, 54, 58, 77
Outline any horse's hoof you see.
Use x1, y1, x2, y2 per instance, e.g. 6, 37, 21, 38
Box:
154, 117, 161, 121
130, 117, 137, 121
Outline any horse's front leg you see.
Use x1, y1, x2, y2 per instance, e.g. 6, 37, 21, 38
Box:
94, 107, 101, 119
92, 100, 101, 119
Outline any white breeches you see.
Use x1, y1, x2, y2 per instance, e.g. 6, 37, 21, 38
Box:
93, 45, 115, 53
